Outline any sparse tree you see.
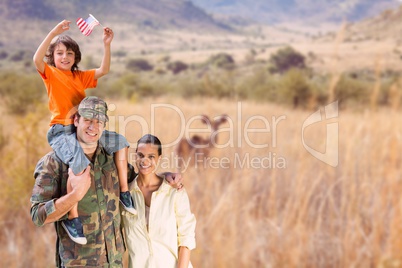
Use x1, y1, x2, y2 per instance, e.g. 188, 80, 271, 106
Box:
207, 53, 235, 70
126, 58, 153, 72
268, 46, 306, 74
167, 60, 188, 74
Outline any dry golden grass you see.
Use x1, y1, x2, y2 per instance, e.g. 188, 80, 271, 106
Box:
1, 96, 401, 267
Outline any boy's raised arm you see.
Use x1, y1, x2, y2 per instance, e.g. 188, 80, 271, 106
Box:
94, 27, 114, 79
33, 20, 71, 74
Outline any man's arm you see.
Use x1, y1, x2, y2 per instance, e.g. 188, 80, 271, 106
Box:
127, 164, 183, 189
160, 172, 184, 190
30, 154, 91, 226
44, 167, 91, 224
33, 20, 71, 74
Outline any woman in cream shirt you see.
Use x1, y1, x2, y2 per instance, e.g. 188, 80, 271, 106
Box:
122, 134, 196, 268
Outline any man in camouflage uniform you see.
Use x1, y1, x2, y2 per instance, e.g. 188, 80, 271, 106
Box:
30, 96, 182, 267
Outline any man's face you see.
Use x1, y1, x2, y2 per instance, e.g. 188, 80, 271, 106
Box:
74, 116, 105, 149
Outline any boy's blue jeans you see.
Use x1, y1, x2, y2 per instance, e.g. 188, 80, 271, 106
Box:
47, 124, 130, 175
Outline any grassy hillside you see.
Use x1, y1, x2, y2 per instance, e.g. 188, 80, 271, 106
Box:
343, 6, 402, 42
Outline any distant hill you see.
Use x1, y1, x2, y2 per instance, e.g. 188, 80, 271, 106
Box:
1, 0, 402, 74
2, 0, 402, 36
0, 0, 231, 32
191, 0, 402, 25
342, 6, 402, 42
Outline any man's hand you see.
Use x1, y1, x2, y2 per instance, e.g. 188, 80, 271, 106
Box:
68, 166, 91, 201
163, 172, 184, 190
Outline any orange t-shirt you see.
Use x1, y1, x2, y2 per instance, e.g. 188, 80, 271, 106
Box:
39, 63, 98, 126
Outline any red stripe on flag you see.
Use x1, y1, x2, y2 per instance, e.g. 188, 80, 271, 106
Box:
76, 15, 100, 36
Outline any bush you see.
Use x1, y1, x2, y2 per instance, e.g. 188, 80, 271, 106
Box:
135, 83, 158, 97
268, 46, 306, 74
0, 72, 44, 115
0, 50, 8, 60
126, 58, 153, 72
167, 61, 188, 74
9, 50, 26, 62
0, 122, 7, 152
200, 70, 236, 98
334, 74, 370, 108
95, 74, 140, 99
279, 68, 313, 108
206, 53, 236, 70
114, 50, 127, 58
169, 74, 205, 98
100, 73, 164, 99
237, 66, 278, 101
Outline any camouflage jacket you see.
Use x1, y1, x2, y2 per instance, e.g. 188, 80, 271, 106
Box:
30, 145, 128, 267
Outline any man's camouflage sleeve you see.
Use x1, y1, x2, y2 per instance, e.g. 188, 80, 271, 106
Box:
30, 152, 67, 227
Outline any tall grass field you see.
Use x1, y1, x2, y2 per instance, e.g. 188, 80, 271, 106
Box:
0, 97, 401, 268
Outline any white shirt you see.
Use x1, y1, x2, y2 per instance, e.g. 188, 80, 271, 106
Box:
122, 177, 196, 268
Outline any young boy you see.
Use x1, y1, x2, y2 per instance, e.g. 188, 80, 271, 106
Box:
33, 20, 136, 244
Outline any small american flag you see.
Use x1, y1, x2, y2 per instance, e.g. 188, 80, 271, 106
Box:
76, 14, 100, 36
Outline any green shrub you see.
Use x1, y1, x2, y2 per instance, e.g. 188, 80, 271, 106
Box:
82, 55, 96, 69
268, 46, 306, 74
334, 74, 370, 108
237, 66, 278, 101
135, 82, 158, 97
126, 58, 153, 72
279, 68, 313, 108
0, 122, 7, 152
0, 72, 44, 115
9, 50, 26, 62
199, 70, 236, 98
114, 50, 127, 58
309, 75, 330, 107
96, 74, 140, 99
0, 50, 8, 60
206, 53, 236, 70
100, 73, 164, 99
2, 109, 49, 205
169, 73, 205, 98
167, 61, 188, 74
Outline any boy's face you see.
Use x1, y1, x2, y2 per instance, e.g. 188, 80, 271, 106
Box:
54, 43, 75, 71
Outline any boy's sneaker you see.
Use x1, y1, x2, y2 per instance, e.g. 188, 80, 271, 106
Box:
120, 191, 137, 215
61, 218, 87, 245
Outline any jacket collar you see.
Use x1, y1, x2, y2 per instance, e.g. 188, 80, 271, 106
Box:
132, 175, 171, 195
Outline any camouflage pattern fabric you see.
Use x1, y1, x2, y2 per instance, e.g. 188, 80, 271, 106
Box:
30, 145, 127, 267
78, 96, 109, 123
